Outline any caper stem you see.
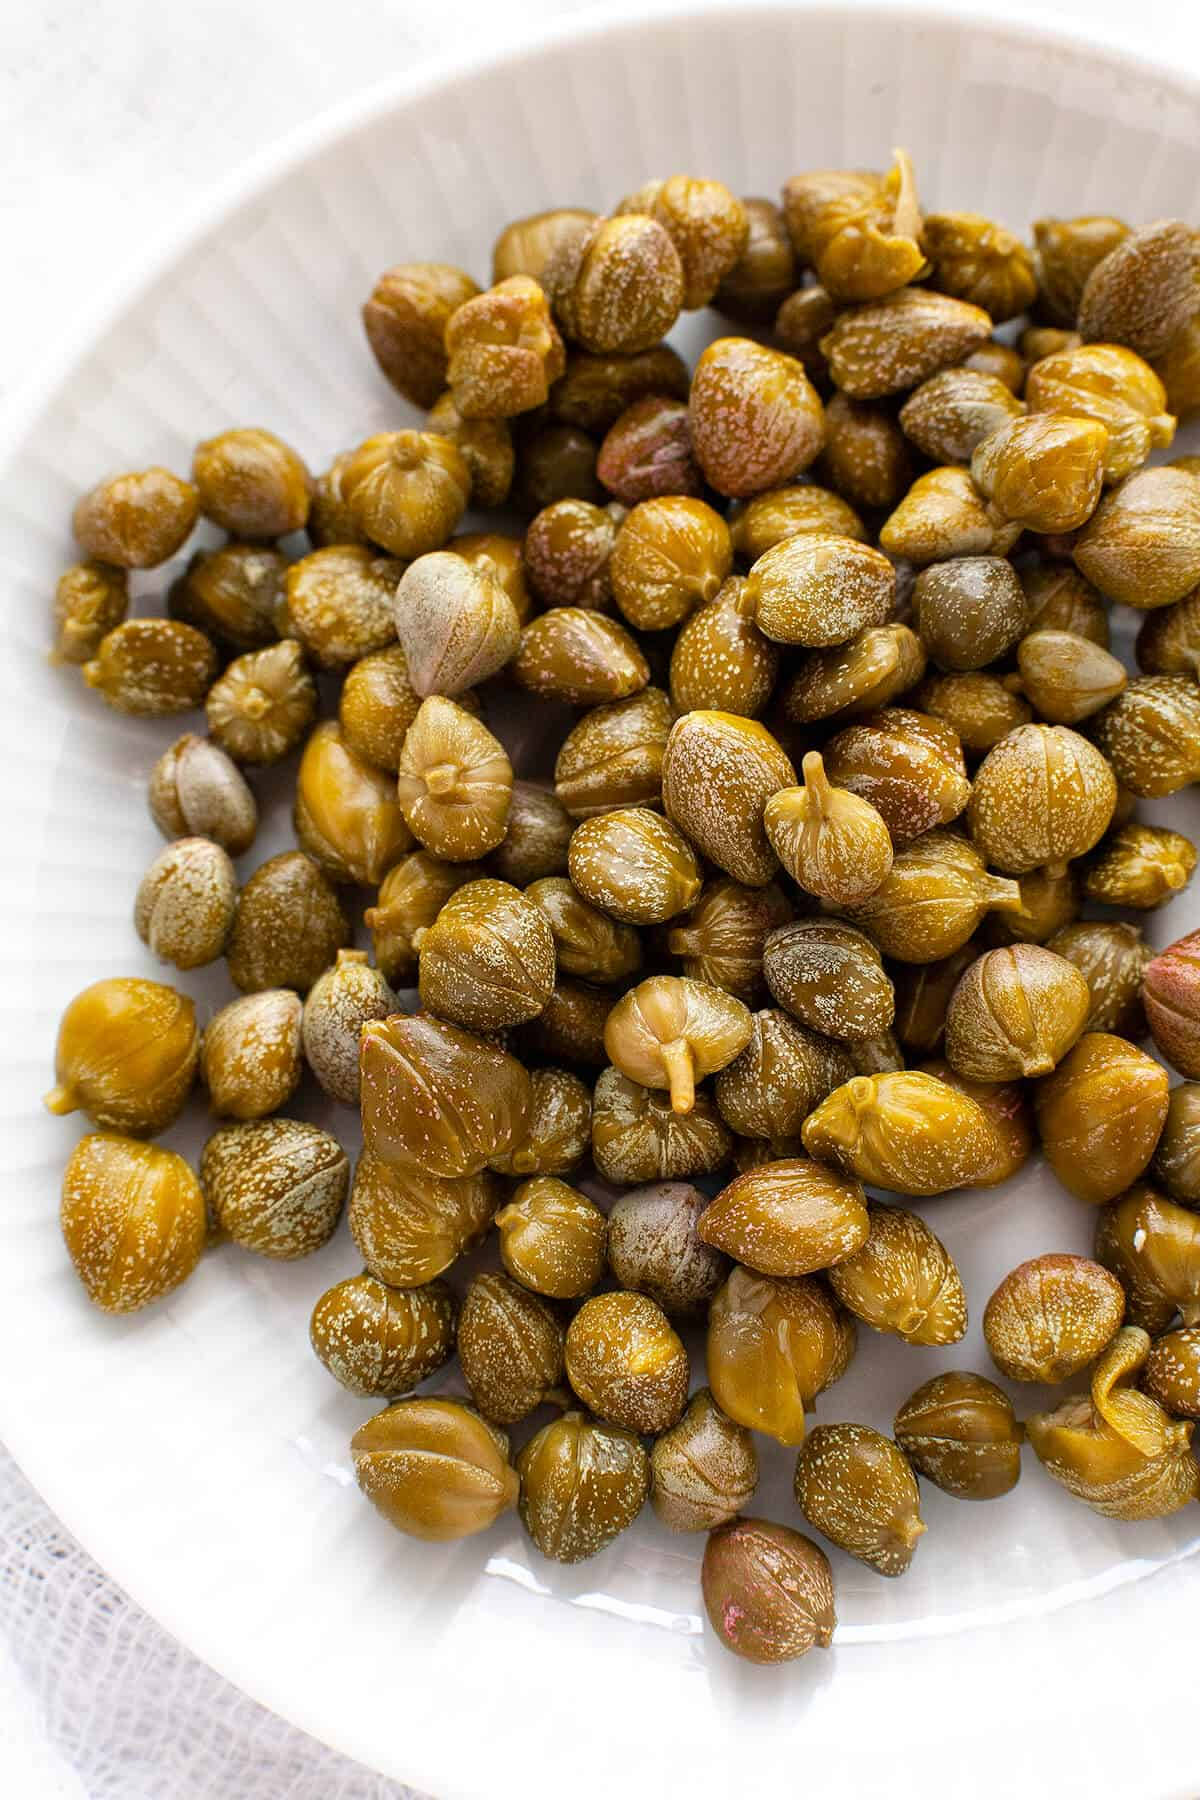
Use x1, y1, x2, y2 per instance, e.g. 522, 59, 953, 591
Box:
660, 1038, 696, 1114
424, 762, 461, 797
42, 1083, 77, 1116
800, 750, 832, 816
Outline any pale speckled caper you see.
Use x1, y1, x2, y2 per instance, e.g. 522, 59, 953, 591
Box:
943, 944, 1090, 1082
495, 1176, 607, 1299
568, 807, 701, 926
662, 709, 795, 886
44, 977, 199, 1137
795, 1423, 925, 1577
762, 919, 895, 1044
1073, 465, 1200, 611
201, 1117, 348, 1259
707, 1266, 855, 1446
728, 483, 865, 561
879, 465, 1020, 565
651, 1388, 758, 1532
590, 1069, 733, 1186
701, 1517, 835, 1665
894, 1370, 1023, 1501
60, 1133, 205, 1314
349, 1151, 496, 1288
301, 950, 396, 1106
281, 545, 400, 672
360, 1012, 532, 1178
53, 560, 128, 664
764, 751, 893, 906
898, 367, 1025, 464
1143, 1327, 1200, 1419
200, 989, 303, 1120
966, 723, 1117, 876
416, 877, 555, 1031
565, 1291, 688, 1433
821, 708, 971, 846
740, 534, 895, 650
525, 877, 642, 986
205, 638, 317, 765
605, 1181, 728, 1315
712, 1009, 852, 1143
512, 607, 649, 707
351, 1397, 518, 1542
392, 550, 519, 698
226, 851, 349, 995
781, 623, 926, 728
1047, 919, 1151, 1037
365, 851, 484, 985
310, 1273, 455, 1397
134, 836, 237, 971
490, 783, 573, 889
148, 734, 257, 857
84, 619, 217, 717
490, 1066, 592, 1179
517, 1412, 650, 1563
913, 671, 1032, 756
458, 1271, 566, 1426
827, 1203, 967, 1345
983, 1253, 1125, 1383
72, 466, 198, 569
1090, 676, 1200, 799
340, 430, 470, 561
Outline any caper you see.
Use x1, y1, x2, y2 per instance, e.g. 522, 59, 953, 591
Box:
61, 1133, 205, 1313
706, 1266, 854, 1446
983, 1253, 1125, 1383
604, 975, 752, 1115
591, 1069, 733, 1185
565, 1291, 688, 1433
84, 619, 217, 716
666, 878, 792, 1002
1035, 1033, 1169, 1205
72, 466, 198, 569
650, 1388, 757, 1532
281, 546, 399, 671
822, 708, 971, 845
1091, 676, 1200, 799
517, 1412, 649, 1563
553, 685, 674, 819
795, 1423, 925, 1577
366, 851, 484, 985
226, 851, 349, 995
1143, 1327, 1200, 1420
494, 1177, 607, 1299
134, 836, 237, 971
1083, 822, 1196, 910
351, 1397, 518, 1542
944, 944, 1090, 1082
662, 709, 795, 885
913, 671, 1032, 756
701, 1517, 835, 1665
894, 1371, 1023, 1501
360, 1013, 531, 1178
521, 979, 612, 1066
1047, 919, 1150, 1037
201, 1118, 348, 1259
396, 696, 513, 861
762, 919, 895, 1044
917, 1058, 1033, 1188
201, 989, 303, 1120
1152, 1084, 1200, 1207
827, 1203, 966, 1345
605, 1181, 728, 1315
338, 644, 421, 773
712, 1009, 851, 1143
568, 808, 701, 926
310, 1274, 455, 1397
349, 1152, 496, 1288
457, 1272, 565, 1424
802, 1069, 1001, 1196
301, 950, 396, 1106
148, 733, 258, 856
393, 550, 520, 697
416, 877, 555, 1031
698, 1158, 868, 1278
490, 1066, 593, 1179
294, 721, 412, 887
781, 623, 926, 727
205, 639, 317, 765
764, 750, 893, 906
490, 783, 573, 888
967, 722, 1117, 875
44, 976, 198, 1137
841, 829, 1023, 964
52, 560, 128, 664
525, 877, 642, 986
1144, 928, 1200, 1077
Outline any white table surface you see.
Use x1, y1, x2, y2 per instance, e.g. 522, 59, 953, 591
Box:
1, 0, 1197, 1793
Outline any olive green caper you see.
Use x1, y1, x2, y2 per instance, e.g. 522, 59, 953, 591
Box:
44, 976, 199, 1137
457, 1271, 565, 1425
525, 877, 642, 985
84, 618, 217, 716
604, 975, 752, 1116
201, 989, 303, 1120
762, 919, 894, 1044
1143, 1327, 1200, 1419
366, 851, 484, 985
294, 720, 413, 887
984, 1253, 1125, 1385
827, 1203, 966, 1345
193, 428, 311, 538
360, 1012, 532, 1178
349, 1152, 496, 1288
894, 1370, 1023, 1501
565, 1291, 688, 1433
517, 1411, 649, 1563
416, 877, 555, 1031
1035, 1033, 1169, 1205
396, 696, 514, 861
201, 1117, 348, 1259
1151, 1084, 1200, 1207
206, 638, 317, 765
340, 430, 470, 561
764, 751, 893, 906
795, 1423, 925, 1577
568, 807, 701, 926
310, 1274, 455, 1397
1047, 919, 1150, 1037
521, 979, 612, 1067
1091, 675, 1200, 798
351, 1397, 518, 1542
282, 545, 401, 671
553, 685, 674, 819
1083, 822, 1196, 910
712, 1009, 851, 1142
61, 1133, 205, 1313
802, 1069, 1001, 1196
944, 944, 1090, 1082
706, 1266, 854, 1446
822, 708, 971, 845
490, 1066, 593, 1179
52, 560, 127, 664
226, 851, 349, 995
490, 783, 574, 888
494, 1177, 607, 1299
841, 829, 1023, 964
1095, 1183, 1200, 1333
591, 1070, 733, 1185
698, 1158, 868, 1278
169, 543, 286, 650
967, 723, 1117, 875
662, 709, 795, 885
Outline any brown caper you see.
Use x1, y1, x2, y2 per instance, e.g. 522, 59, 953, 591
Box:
226, 851, 348, 994
1025, 1327, 1199, 1520
702, 1517, 835, 1665
774, 283, 838, 380
967, 722, 1117, 874
61, 1133, 205, 1313
396, 696, 513, 861
1083, 822, 1196, 910
698, 1157, 868, 1278
827, 1203, 966, 1345
73, 466, 198, 569
1152, 1084, 1200, 1207
490, 783, 574, 888
522, 498, 619, 611
544, 213, 684, 355
134, 836, 236, 971
604, 975, 752, 1115
281, 545, 399, 671
52, 561, 128, 663
984, 1253, 1125, 1384
894, 1371, 1023, 1501
1077, 219, 1200, 359
763, 919, 894, 1044
365, 851, 484, 984
1022, 562, 1111, 645
795, 1423, 925, 1577
591, 1069, 733, 1186
822, 708, 971, 845
84, 618, 217, 716
1091, 675, 1200, 798
415, 877, 555, 1032
517, 1412, 649, 1563
1074, 466, 1200, 609
605, 1181, 728, 1315
550, 343, 689, 434
616, 176, 748, 310
1047, 919, 1150, 1037
1135, 590, 1200, 678
899, 367, 1025, 464
821, 393, 914, 512
553, 686, 673, 818
565, 1291, 687, 1433
340, 430, 470, 561
970, 414, 1108, 535
351, 1397, 518, 1542
392, 551, 520, 698
513, 607, 649, 706
715, 197, 796, 322
568, 807, 700, 926
300, 950, 396, 1106
820, 288, 992, 399
1035, 1033, 1170, 1205
490, 1066, 592, 1178
349, 1152, 496, 1288
457, 1272, 564, 1425
1143, 930, 1200, 1077
294, 721, 412, 887
310, 1274, 455, 1397
707, 1266, 854, 1445
170, 543, 285, 650
879, 465, 1020, 564
662, 710, 795, 885
205, 638, 317, 765
493, 209, 598, 284
520, 979, 612, 1067
713, 1010, 851, 1143
512, 422, 602, 514
764, 751, 893, 906
192, 428, 310, 539
689, 337, 825, 499
666, 877, 791, 1002
610, 496, 731, 633
802, 1069, 1001, 1196
944, 944, 1090, 1082
781, 623, 926, 727
307, 450, 370, 548
1143, 1327, 1200, 1419
841, 829, 1022, 963
597, 394, 701, 507
44, 977, 198, 1137
360, 1012, 531, 1178
362, 262, 480, 408
201, 1117, 348, 1259
783, 152, 924, 302
200, 989, 303, 1120
426, 394, 515, 509
494, 1176, 607, 1299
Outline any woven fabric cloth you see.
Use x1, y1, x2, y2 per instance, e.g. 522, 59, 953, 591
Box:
0, 1447, 417, 1799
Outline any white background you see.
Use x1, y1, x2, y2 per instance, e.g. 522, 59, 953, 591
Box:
1, 0, 1198, 1793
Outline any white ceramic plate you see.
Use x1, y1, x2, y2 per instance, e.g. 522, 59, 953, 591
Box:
2, 4, 1199, 1794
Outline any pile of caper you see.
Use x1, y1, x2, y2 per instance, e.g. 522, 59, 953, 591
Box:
44, 151, 1200, 1669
